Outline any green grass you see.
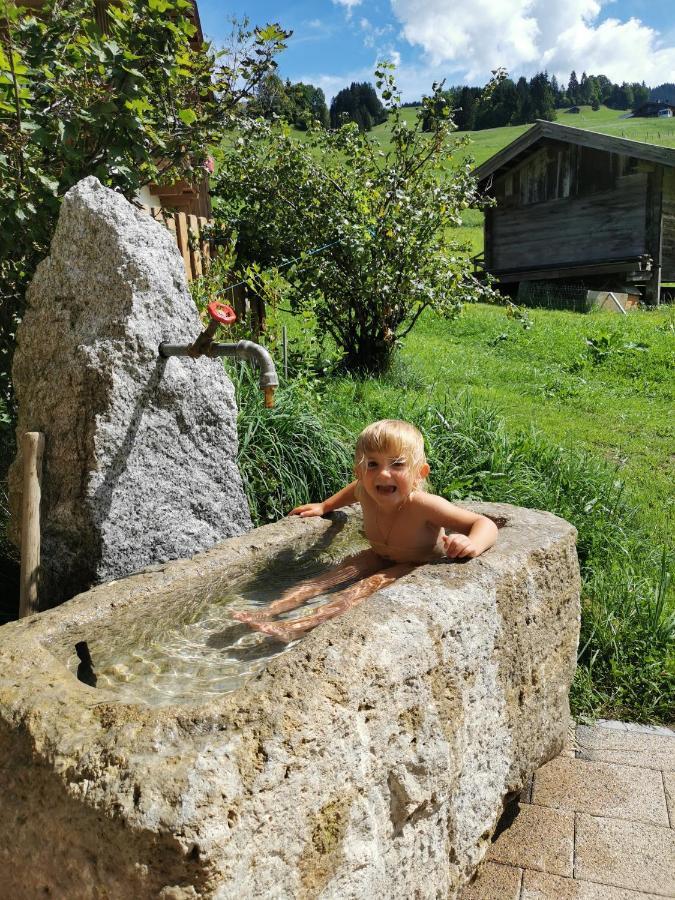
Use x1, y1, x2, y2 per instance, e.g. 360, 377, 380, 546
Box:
243, 301, 674, 722
404, 304, 675, 538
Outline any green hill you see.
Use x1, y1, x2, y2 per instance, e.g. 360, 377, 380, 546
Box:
369, 105, 675, 257
371, 104, 675, 162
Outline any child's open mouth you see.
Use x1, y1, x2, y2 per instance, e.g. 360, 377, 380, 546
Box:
376, 485, 397, 495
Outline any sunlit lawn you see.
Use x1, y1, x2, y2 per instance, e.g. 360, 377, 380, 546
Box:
404, 304, 675, 542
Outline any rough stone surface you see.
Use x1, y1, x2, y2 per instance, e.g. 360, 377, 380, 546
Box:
0, 502, 580, 899
8, 177, 251, 604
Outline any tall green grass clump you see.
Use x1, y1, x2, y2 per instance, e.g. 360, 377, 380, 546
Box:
231, 364, 352, 525
406, 395, 673, 721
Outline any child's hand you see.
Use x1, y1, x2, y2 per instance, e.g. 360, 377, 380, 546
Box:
442, 532, 480, 559
289, 502, 326, 518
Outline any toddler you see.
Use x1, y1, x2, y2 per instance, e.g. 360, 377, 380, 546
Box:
233, 419, 497, 641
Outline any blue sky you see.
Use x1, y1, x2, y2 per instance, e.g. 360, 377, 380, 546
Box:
199, 0, 675, 102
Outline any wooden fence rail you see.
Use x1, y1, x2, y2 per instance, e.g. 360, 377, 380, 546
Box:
142, 207, 212, 283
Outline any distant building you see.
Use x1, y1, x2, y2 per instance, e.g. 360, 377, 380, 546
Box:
633, 101, 675, 118
473, 120, 675, 303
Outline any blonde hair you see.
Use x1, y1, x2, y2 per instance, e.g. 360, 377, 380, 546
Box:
354, 420, 427, 483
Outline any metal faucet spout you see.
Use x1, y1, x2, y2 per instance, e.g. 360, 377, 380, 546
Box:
159, 338, 279, 407
209, 340, 279, 406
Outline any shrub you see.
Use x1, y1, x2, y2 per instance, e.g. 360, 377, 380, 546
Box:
212, 65, 493, 375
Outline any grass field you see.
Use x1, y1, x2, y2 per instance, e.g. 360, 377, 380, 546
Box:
317, 305, 674, 541
407, 305, 674, 538
370, 103, 675, 164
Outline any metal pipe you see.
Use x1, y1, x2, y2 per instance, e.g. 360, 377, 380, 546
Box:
159, 339, 279, 407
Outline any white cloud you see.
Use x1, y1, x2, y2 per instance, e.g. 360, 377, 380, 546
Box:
332, 0, 362, 20
298, 68, 373, 102
390, 0, 675, 84
388, 48, 402, 68
360, 17, 394, 49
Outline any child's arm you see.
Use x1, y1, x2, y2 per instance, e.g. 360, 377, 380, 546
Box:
420, 494, 498, 559
290, 481, 359, 518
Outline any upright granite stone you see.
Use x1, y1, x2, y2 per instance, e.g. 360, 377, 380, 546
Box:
9, 176, 251, 604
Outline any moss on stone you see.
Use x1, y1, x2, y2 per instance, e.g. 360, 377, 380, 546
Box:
299, 793, 353, 897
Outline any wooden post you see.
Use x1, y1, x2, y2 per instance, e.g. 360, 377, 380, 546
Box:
188, 214, 203, 279
645, 169, 664, 305
174, 212, 193, 280
19, 432, 45, 618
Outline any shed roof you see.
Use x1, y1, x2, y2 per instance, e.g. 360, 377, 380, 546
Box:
473, 120, 675, 185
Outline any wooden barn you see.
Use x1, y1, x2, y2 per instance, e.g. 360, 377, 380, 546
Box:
473, 121, 675, 303
633, 101, 675, 118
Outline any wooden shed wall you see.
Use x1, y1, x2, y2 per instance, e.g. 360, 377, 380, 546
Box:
662, 169, 675, 282
484, 141, 662, 274
490, 141, 637, 207
487, 173, 648, 271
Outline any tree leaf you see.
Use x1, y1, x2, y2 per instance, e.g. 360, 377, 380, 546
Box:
178, 107, 197, 125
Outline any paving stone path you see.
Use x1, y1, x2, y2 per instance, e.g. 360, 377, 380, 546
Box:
461, 720, 675, 899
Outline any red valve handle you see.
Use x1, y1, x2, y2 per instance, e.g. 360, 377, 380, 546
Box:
207, 301, 237, 326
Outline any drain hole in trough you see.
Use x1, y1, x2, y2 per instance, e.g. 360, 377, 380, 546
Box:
75, 641, 97, 687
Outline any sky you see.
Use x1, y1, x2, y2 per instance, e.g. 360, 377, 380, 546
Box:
199, 0, 675, 103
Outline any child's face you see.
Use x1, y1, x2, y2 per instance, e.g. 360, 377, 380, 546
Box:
357, 450, 429, 508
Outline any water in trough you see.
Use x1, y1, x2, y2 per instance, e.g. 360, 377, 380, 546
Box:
55, 518, 368, 706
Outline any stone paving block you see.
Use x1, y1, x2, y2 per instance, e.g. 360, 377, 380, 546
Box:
486, 804, 574, 877
561, 718, 578, 758
664, 771, 674, 829
521, 870, 665, 899
576, 723, 675, 772
598, 720, 674, 737
532, 756, 669, 826
575, 812, 675, 896
459, 862, 522, 899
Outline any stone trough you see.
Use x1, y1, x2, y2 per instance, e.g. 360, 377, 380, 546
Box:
0, 503, 580, 899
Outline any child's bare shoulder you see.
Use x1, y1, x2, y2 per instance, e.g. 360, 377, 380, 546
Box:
413, 491, 475, 525
411, 491, 457, 513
